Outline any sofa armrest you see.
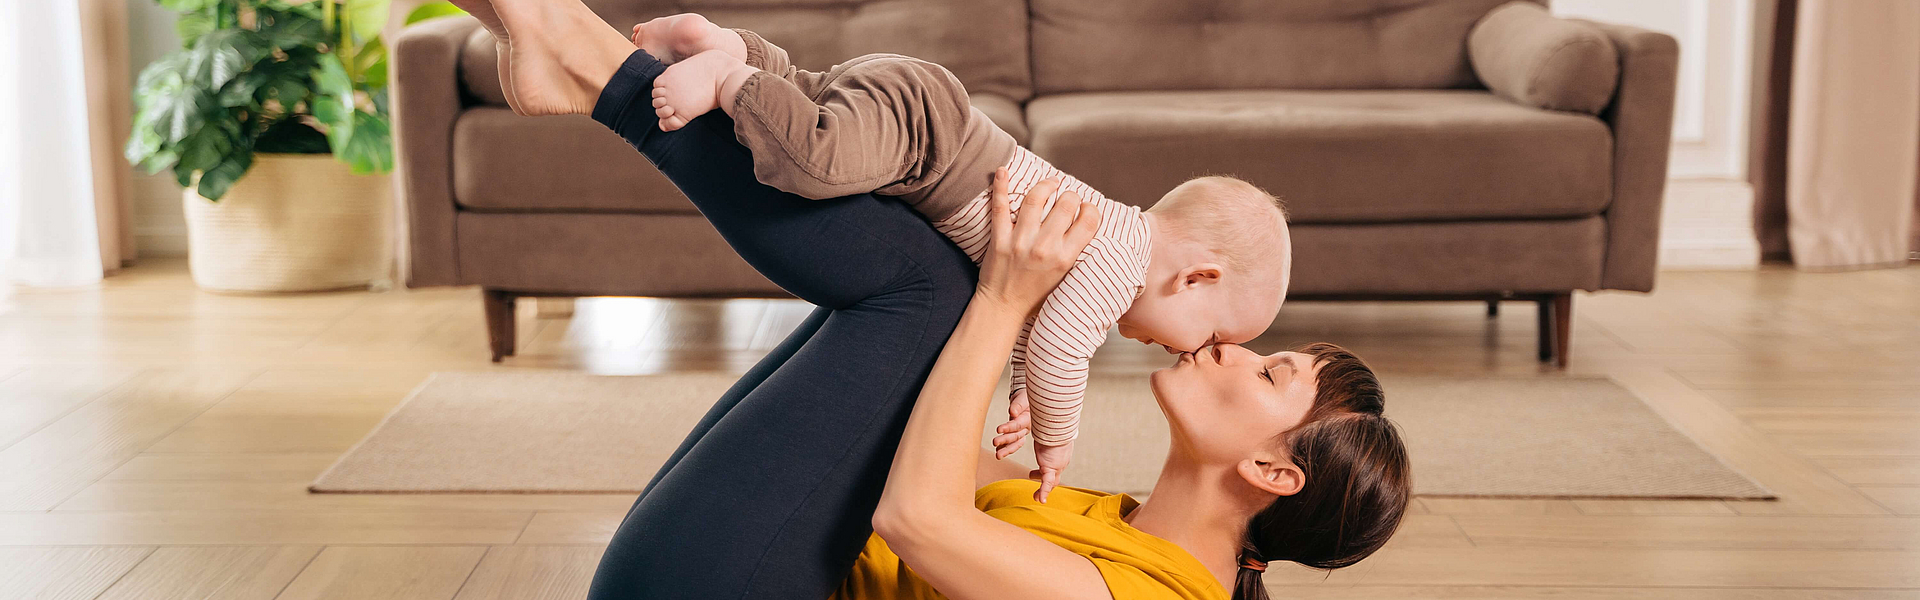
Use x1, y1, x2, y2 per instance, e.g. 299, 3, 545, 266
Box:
391, 15, 482, 288
1469, 2, 1620, 115
1578, 19, 1679, 292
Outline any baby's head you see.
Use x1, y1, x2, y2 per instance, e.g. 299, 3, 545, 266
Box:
1119, 176, 1291, 353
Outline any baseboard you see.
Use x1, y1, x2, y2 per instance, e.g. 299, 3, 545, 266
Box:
134, 224, 188, 258
1658, 178, 1760, 270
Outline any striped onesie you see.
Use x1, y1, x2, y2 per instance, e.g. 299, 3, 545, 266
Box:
932, 148, 1151, 445
721, 29, 1152, 446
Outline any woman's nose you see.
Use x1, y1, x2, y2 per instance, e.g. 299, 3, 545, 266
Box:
1212, 343, 1252, 363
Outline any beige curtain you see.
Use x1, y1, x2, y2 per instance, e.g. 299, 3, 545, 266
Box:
1755, 0, 1920, 270
79, 0, 135, 272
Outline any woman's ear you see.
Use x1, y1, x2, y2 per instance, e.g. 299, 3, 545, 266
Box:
1237, 455, 1305, 497
1175, 263, 1224, 293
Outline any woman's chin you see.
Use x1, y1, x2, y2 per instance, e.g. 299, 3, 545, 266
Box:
1147, 369, 1181, 420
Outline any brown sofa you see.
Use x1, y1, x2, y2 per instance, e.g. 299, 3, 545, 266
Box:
391, 0, 1678, 365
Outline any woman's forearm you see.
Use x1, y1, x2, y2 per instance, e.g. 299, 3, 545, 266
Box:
876, 294, 1029, 519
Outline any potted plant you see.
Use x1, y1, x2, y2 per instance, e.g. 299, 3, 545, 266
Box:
126, 0, 458, 292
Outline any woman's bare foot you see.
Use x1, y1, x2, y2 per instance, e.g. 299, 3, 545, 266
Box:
650, 49, 756, 131
628, 14, 748, 64
484, 0, 635, 116
445, 0, 521, 112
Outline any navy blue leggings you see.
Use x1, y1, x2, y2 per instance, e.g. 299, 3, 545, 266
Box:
583, 50, 977, 599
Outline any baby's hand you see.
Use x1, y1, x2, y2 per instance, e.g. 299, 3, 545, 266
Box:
991, 389, 1031, 459
1030, 440, 1075, 503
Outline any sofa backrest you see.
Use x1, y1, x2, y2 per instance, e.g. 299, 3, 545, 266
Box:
1029, 0, 1538, 94
582, 0, 1032, 100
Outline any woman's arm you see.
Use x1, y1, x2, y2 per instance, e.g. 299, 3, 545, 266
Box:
872, 172, 1112, 600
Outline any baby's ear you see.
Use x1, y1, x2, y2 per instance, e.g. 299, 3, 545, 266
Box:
1177, 263, 1225, 291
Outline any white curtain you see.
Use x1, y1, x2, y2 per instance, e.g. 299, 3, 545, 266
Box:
0, 0, 104, 289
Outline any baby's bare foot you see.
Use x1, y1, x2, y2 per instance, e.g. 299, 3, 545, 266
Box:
650, 49, 754, 131
629, 14, 747, 64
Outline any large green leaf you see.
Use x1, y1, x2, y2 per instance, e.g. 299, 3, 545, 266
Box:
127, 55, 195, 166
404, 2, 466, 25
353, 38, 388, 89
335, 110, 392, 174
127, 53, 216, 162
343, 0, 390, 44
254, 2, 326, 49
173, 116, 241, 176
157, 0, 215, 12
174, 10, 215, 47
311, 51, 355, 104
186, 29, 266, 90
195, 142, 255, 200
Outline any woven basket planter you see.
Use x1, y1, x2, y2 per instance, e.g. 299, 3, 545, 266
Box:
184, 154, 393, 293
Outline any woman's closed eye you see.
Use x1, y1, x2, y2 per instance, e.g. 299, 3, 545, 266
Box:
1258, 367, 1275, 384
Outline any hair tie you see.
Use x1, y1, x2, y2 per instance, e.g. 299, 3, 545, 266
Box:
1238, 553, 1268, 573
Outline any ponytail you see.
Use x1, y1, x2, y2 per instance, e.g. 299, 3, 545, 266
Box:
1230, 543, 1269, 600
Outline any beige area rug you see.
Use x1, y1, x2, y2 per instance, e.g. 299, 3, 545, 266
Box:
312, 372, 1773, 499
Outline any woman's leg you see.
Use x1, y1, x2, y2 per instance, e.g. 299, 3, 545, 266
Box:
634, 305, 828, 499
582, 50, 979, 598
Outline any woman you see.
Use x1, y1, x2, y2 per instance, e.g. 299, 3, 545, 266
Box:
441, 1, 1411, 597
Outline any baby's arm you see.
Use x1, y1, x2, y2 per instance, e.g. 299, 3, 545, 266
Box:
1019, 238, 1136, 502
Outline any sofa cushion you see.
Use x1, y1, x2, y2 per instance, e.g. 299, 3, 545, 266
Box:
460, 0, 1032, 106
970, 93, 1029, 146
452, 107, 695, 213
1030, 0, 1532, 95
1025, 89, 1612, 223
1469, 2, 1620, 114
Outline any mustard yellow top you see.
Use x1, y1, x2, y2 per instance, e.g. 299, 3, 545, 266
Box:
833, 479, 1229, 600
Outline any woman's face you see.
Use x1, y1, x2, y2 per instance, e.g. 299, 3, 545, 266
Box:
1150, 343, 1320, 465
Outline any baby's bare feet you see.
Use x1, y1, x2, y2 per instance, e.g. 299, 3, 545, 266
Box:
650, 49, 754, 131
630, 14, 748, 64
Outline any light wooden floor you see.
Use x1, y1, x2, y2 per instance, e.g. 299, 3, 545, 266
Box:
2, 259, 1917, 599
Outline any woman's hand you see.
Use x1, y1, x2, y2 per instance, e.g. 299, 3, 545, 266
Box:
975, 169, 1101, 314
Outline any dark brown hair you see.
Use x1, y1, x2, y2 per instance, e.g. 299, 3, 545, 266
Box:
1233, 342, 1411, 600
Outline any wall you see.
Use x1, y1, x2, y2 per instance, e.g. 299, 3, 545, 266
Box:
1554, 0, 1762, 269
126, 0, 187, 256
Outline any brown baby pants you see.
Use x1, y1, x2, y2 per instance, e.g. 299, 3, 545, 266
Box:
728, 29, 1018, 223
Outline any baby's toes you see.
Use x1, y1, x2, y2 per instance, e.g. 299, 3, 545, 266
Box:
663, 115, 689, 131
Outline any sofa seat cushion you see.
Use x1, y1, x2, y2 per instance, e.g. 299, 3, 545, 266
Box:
1025, 89, 1612, 223
452, 107, 695, 213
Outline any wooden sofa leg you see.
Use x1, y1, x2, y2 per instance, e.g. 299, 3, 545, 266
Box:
1535, 293, 1572, 367
1486, 299, 1499, 318
483, 289, 517, 362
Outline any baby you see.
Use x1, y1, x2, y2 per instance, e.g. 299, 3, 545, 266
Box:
630, 15, 1292, 500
